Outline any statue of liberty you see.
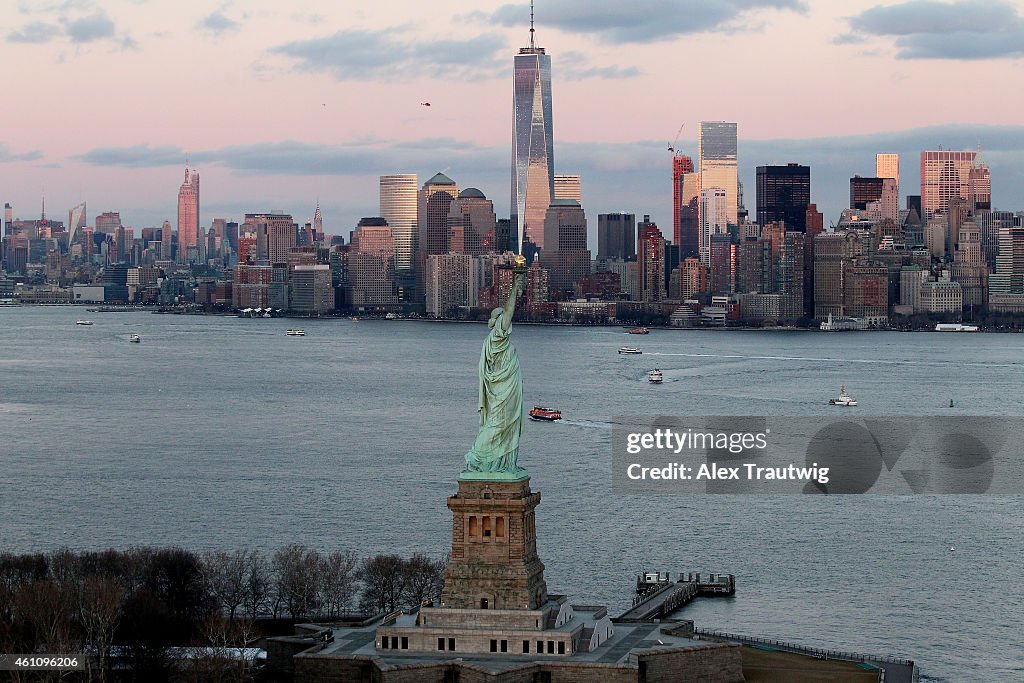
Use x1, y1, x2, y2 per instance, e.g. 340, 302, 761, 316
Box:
462, 258, 529, 481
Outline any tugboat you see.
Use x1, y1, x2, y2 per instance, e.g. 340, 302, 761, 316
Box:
618, 346, 642, 354
647, 369, 664, 384
286, 329, 306, 336
529, 406, 562, 422
628, 327, 650, 335
129, 333, 141, 343
828, 385, 857, 406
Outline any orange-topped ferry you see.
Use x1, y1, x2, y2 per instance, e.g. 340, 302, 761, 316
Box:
529, 406, 562, 422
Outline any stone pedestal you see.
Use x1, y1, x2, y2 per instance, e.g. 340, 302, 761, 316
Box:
440, 478, 548, 611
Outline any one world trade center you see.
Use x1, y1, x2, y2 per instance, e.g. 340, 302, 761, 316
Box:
510, 5, 553, 256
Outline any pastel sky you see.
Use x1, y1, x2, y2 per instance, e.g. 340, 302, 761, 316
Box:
3, 0, 1024, 242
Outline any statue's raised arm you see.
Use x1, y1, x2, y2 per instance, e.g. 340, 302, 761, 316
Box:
461, 257, 529, 481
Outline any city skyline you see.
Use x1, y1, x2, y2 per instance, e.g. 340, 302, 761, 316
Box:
3, 0, 1024, 235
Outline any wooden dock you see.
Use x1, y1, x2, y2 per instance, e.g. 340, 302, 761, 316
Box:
615, 572, 735, 622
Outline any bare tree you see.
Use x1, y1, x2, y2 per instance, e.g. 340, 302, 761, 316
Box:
11, 580, 76, 681
358, 555, 406, 614
202, 550, 249, 621
271, 545, 322, 619
189, 614, 259, 683
243, 550, 271, 619
319, 551, 358, 618
79, 575, 123, 683
402, 554, 446, 610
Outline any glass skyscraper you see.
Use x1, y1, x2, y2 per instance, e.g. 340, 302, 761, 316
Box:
698, 121, 738, 227
379, 174, 418, 271
511, 23, 554, 254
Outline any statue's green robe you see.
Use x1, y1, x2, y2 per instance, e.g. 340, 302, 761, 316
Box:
464, 307, 523, 474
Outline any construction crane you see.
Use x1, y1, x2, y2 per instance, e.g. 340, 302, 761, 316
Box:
667, 123, 685, 154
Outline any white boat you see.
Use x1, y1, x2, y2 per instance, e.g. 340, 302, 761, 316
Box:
286, 329, 305, 336
647, 369, 664, 384
828, 385, 857, 406
129, 333, 141, 343
76, 320, 94, 325
618, 347, 642, 354
935, 323, 979, 332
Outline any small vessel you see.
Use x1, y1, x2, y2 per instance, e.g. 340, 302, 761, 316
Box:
350, 316, 359, 321
286, 329, 306, 336
618, 347, 642, 355
647, 369, 664, 384
129, 333, 141, 343
529, 406, 562, 422
76, 320, 94, 325
628, 327, 650, 335
828, 385, 857, 406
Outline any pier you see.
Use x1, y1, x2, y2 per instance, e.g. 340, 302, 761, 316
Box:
615, 572, 735, 622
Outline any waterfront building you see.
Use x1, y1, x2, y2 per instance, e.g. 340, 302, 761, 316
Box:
511, 15, 554, 252
380, 174, 418, 271
678, 256, 707, 299
638, 223, 667, 302
814, 231, 863, 320
176, 166, 200, 262
672, 154, 696, 248
899, 265, 924, 312
425, 253, 480, 317
709, 233, 735, 295
351, 217, 398, 307
289, 264, 333, 313
952, 218, 987, 311
756, 163, 810, 232
699, 187, 728, 266
540, 199, 589, 294
601, 258, 638, 300
417, 172, 459, 301
266, 215, 298, 264
597, 213, 635, 261
231, 262, 272, 309
448, 188, 497, 256
698, 121, 738, 227
920, 279, 963, 314
989, 217, 1024, 313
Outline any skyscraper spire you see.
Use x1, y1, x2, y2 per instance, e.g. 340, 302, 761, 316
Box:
529, 0, 535, 48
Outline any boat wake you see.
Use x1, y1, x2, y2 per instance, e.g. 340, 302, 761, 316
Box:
558, 419, 615, 430
647, 351, 1019, 368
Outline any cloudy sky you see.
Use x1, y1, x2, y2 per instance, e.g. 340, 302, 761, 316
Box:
2, 0, 1024, 242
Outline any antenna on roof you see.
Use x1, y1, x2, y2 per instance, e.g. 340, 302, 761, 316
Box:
529, 0, 535, 48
